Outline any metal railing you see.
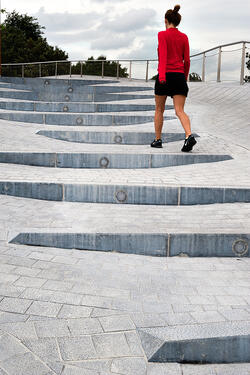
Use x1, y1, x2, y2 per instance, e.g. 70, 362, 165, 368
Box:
1, 41, 250, 84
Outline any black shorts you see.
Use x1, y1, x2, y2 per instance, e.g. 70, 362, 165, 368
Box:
154, 72, 189, 98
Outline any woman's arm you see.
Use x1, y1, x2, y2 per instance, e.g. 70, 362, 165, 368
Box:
184, 35, 190, 81
158, 31, 167, 83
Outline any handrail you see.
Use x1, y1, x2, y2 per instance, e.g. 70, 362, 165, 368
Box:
2, 41, 250, 66
1, 41, 250, 84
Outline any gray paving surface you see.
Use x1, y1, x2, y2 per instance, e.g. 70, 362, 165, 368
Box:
0, 76, 250, 373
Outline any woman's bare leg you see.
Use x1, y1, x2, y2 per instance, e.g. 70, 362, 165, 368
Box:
154, 95, 167, 139
173, 95, 191, 137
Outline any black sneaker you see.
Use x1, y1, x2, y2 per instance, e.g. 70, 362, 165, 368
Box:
151, 139, 162, 148
181, 135, 197, 152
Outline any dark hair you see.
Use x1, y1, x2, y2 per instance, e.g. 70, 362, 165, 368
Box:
165, 5, 181, 27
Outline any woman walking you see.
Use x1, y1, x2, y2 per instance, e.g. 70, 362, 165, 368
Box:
151, 5, 196, 152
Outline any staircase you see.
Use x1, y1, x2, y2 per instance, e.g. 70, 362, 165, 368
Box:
0, 75, 250, 367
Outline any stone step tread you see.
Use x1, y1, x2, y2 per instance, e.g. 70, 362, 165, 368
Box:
1, 197, 249, 235
139, 321, 250, 342
0, 159, 249, 187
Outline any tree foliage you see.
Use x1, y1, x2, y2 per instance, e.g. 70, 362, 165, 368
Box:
2, 10, 68, 77
245, 52, 250, 82
72, 55, 128, 78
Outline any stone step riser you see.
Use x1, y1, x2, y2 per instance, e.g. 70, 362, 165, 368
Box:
9, 232, 250, 257
37, 130, 186, 144
0, 101, 159, 113
0, 112, 167, 126
0, 153, 232, 168
0, 182, 249, 205
0, 91, 154, 102
0, 82, 153, 93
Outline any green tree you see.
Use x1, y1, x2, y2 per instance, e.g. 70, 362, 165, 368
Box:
72, 55, 128, 78
245, 52, 250, 82
189, 72, 202, 82
2, 10, 68, 77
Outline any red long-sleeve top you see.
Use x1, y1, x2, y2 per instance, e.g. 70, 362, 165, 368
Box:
157, 28, 190, 82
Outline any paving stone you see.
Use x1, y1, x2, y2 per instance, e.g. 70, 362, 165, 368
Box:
0, 285, 24, 298
0, 311, 28, 324
125, 330, 144, 356
34, 319, 70, 338
26, 300, 62, 317
0, 333, 28, 361
12, 265, 41, 277
0, 321, 37, 339
130, 312, 166, 328
0, 351, 53, 375
111, 357, 146, 375
58, 304, 92, 319
0, 297, 32, 314
62, 366, 99, 375
67, 359, 112, 373
42, 280, 75, 292
14, 276, 47, 288
219, 308, 250, 321
99, 314, 135, 332
0, 273, 19, 284
92, 332, 132, 358
58, 336, 97, 361
160, 312, 196, 325
22, 337, 61, 362
147, 363, 182, 375
67, 318, 103, 335
190, 311, 226, 323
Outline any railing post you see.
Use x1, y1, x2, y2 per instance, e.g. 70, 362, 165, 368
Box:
129, 61, 132, 80
80, 61, 83, 78
39, 63, 42, 77
202, 53, 206, 82
22, 64, 24, 78
102, 61, 104, 78
116, 60, 119, 80
55, 61, 58, 78
69, 62, 72, 78
217, 46, 222, 82
240, 42, 246, 85
146, 60, 149, 82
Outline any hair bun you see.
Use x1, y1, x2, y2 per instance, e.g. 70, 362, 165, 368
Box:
173, 4, 180, 12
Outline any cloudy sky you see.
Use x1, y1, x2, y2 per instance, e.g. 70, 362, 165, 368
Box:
3, 0, 250, 79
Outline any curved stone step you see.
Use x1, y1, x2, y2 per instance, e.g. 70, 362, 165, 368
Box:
0, 88, 154, 102
0, 76, 118, 86
0, 152, 232, 168
0, 89, 34, 100
0, 101, 162, 113
0, 111, 168, 125
37, 130, 189, 144
0, 181, 249, 205
138, 322, 250, 363
9, 232, 250, 258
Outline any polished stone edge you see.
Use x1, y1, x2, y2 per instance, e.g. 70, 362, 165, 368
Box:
0, 182, 249, 206
9, 232, 250, 257
37, 130, 196, 144
0, 152, 232, 168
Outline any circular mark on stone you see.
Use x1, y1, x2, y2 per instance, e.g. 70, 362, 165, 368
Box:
99, 157, 109, 168
65, 95, 70, 102
115, 190, 127, 203
63, 106, 69, 112
44, 80, 50, 85
232, 239, 249, 256
68, 87, 73, 93
114, 135, 122, 144
76, 117, 83, 125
